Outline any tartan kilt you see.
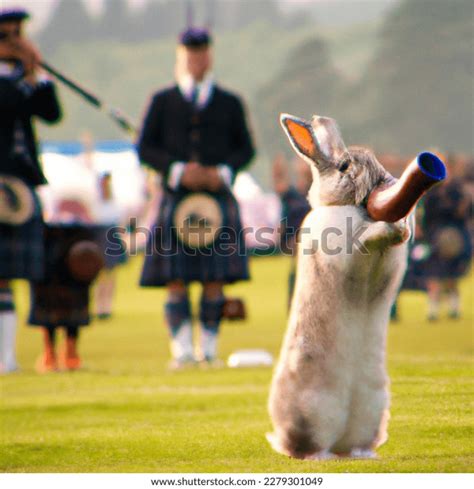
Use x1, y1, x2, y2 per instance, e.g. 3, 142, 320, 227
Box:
28, 223, 104, 328
140, 188, 249, 286
424, 226, 472, 280
0, 185, 44, 281
28, 282, 90, 328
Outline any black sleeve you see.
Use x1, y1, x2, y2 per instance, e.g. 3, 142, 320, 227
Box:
0, 78, 61, 123
225, 96, 255, 173
0, 77, 30, 110
29, 81, 62, 123
137, 93, 181, 177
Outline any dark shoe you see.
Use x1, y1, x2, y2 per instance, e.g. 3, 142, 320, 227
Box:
97, 313, 112, 320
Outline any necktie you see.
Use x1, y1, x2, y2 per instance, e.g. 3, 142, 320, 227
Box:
190, 84, 199, 108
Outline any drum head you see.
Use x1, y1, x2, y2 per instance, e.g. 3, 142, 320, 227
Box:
0, 175, 35, 225
173, 193, 223, 248
66, 240, 105, 283
435, 227, 464, 259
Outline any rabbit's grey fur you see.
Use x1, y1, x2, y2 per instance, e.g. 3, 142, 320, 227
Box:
267, 115, 411, 459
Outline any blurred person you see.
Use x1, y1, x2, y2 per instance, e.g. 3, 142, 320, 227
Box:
30, 199, 104, 372
0, 9, 62, 373
127, 170, 162, 254
390, 203, 428, 322
94, 172, 127, 320
421, 161, 472, 321
137, 27, 255, 368
462, 158, 474, 249
272, 154, 311, 306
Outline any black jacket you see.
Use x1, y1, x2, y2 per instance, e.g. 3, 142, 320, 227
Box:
0, 72, 62, 186
137, 84, 255, 183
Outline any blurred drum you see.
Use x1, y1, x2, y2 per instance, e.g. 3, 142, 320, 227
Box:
0, 175, 35, 225
434, 227, 465, 260
66, 240, 105, 283
28, 223, 107, 328
173, 193, 223, 248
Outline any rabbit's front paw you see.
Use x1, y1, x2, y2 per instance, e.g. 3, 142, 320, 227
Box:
390, 219, 411, 245
363, 220, 409, 251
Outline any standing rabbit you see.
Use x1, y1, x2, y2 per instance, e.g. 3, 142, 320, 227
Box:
267, 113, 424, 460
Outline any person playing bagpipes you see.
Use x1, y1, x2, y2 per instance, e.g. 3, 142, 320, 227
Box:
0, 8, 62, 373
137, 27, 255, 369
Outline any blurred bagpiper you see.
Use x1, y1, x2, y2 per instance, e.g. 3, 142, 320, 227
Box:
0, 8, 62, 373
138, 27, 255, 368
28, 215, 106, 373
421, 166, 472, 321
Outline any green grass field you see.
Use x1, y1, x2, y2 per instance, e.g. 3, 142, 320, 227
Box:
1, 256, 473, 473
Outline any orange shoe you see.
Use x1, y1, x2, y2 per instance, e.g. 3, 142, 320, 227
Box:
35, 350, 58, 373
35, 328, 58, 373
63, 354, 81, 370
59, 338, 82, 371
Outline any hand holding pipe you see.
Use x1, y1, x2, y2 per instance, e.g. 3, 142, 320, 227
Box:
0, 34, 136, 135
366, 152, 447, 222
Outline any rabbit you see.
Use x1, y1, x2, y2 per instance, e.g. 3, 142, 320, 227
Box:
267, 113, 413, 460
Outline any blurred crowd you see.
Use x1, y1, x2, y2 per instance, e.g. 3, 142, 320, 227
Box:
0, 7, 472, 376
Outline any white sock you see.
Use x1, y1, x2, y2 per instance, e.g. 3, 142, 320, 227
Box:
428, 297, 440, 319
448, 291, 460, 315
0, 311, 18, 373
170, 321, 194, 361
199, 325, 218, 361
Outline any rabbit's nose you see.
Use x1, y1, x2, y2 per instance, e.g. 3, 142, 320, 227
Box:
366, 152, 446, 222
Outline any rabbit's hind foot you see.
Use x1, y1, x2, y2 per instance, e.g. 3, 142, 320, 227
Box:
303, 449, 335, 461
349, 448, 377, 459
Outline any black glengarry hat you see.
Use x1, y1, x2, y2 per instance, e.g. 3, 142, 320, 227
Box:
179, 27, 212, 48
0, 8, 30, 24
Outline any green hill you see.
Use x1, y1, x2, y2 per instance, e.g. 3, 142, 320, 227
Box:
356, 0, 474, 154
255, 0, 473, 164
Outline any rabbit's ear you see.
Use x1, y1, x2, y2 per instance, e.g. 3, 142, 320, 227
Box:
280, 114, 316, 162
310, 116, 348, 165
281, 113, 349, 168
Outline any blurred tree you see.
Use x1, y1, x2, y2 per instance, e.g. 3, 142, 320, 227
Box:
138, 0, 186, 41
98, 0, 131, 42
201, 0, 307, 31
256, 37, 346, 158
211, 0, 281, 31
37, 0, 96, 55
354, 0, 473, 154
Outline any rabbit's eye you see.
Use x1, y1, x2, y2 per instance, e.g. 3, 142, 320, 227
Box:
339, 160, 350, 173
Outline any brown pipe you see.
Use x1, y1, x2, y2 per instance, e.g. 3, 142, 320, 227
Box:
367, 152, 447, 222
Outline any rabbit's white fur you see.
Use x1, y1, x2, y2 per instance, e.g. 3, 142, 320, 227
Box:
268, 114, 411, 459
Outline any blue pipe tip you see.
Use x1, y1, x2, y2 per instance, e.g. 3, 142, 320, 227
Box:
417, 152, 447, 181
